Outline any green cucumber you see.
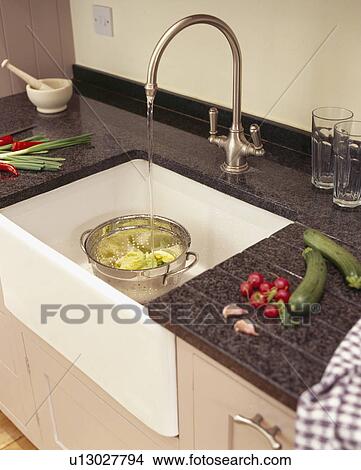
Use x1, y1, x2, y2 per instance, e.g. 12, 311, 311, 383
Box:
289, 247, 327, 314
304, 228, 361, 289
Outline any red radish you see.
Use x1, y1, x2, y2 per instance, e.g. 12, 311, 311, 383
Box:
247, 272, 264, 289
250, 291, 267, 308
273, 277, 290, 291
264, 304, 279, 318
259, 281, 273, 294
240, 281, 253, 298
274, 289, 290, 303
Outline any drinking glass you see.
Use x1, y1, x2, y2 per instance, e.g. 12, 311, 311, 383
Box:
333, 121, 361, 208
312, 107, 353, 189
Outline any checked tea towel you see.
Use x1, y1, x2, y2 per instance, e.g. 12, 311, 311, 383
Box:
296, 318, 361, 449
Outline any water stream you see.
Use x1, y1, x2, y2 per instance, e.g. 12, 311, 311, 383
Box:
146, 96, 155, 257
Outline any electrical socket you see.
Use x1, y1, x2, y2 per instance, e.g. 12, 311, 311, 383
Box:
93, 5, 113, 37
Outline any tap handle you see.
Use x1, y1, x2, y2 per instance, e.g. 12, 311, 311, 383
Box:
209, 107, 218, 135
250, 124, 263, 150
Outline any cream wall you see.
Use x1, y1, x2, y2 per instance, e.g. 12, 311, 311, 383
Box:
0, 0, 74, 98
70, 0, 361, 131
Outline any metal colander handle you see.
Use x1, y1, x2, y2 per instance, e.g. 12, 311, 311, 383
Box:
80, 228, 92, 254
162, 251, 198, 286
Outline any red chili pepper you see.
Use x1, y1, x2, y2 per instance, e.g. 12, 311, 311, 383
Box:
0, 163, 19, 177
0, 135, 14, 146
11, 141, 43, 151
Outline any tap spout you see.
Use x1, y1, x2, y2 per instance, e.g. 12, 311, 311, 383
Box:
145, 14, 265, 173
145, 14, 242, 132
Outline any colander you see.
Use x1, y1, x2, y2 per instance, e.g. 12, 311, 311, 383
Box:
80, 214, 198, 304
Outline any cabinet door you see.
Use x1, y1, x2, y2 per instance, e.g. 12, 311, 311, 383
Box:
0, 309, 41, 447
193, 355, 294, 449
0, 308, 25, 422
24, 335, 161, 450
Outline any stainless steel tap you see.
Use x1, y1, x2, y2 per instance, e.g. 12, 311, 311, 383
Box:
145, 14, 265, 174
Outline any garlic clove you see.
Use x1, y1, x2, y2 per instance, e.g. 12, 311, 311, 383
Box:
234, 319, 259, 336
223, 303, 247, 319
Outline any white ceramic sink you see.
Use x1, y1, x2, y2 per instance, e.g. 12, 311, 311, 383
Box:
0, 159, 291, 436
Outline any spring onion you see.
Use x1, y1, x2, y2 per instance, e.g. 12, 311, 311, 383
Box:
0, 160, 62, 171
0, 135, 48, 151
1, 133, 92, 157
0, 133, 92, 172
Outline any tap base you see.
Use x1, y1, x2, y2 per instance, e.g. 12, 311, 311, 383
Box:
220, 161, 249, 174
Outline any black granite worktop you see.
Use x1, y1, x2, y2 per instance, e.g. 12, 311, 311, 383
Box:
1, 91, 360, 411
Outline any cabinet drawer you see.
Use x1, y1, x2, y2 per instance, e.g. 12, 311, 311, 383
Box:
193, 355, 295, 449
25, 336, 163, 449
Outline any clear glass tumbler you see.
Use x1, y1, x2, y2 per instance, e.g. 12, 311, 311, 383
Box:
333, 121, 361, 208
312, 107, 353, 189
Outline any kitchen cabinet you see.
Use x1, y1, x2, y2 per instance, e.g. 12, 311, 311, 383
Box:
0, 308, 177, 449
177, 339, 295, 449
0, 307, 295, 449
22, 332, 176, 450
0, 307, 25, 422
0, 298, 41, 447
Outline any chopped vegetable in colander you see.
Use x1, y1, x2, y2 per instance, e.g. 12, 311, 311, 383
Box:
95, 228, 182, 270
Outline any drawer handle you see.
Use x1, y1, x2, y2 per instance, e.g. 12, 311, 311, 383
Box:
233, 413, 282, 450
